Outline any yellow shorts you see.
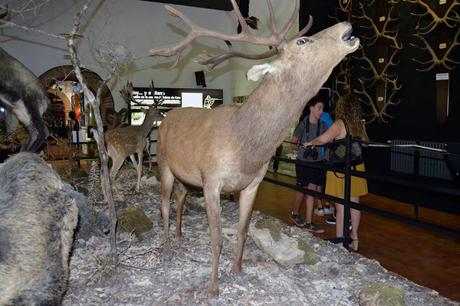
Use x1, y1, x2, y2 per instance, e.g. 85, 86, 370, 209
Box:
325, 163, 368, 199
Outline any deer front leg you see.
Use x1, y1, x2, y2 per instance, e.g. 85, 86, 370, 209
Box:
233, 162, 269, 274
203, 184, 222, 296
173, 181, 187, 239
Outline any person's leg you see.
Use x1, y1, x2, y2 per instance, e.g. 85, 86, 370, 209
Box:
292, 191, 305, 216
321, 185, 333, 214
350, 196, 361, 241
291, 163, 307, 226
335, 202, 344, 238
304, 183, 317, 223
314, 185, 325, 216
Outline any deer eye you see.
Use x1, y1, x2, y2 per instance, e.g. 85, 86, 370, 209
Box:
296, 37, 312, 45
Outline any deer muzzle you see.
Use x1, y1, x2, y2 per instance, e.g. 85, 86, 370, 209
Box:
341, 23, 360, 50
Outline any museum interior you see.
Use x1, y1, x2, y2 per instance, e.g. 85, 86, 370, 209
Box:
0, 0, 459, 304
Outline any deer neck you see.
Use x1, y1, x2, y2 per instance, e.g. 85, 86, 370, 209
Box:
140, 110, 157, 137
233, 77, 312, 165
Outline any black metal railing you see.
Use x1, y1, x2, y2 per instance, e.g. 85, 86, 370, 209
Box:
266, 136, 460, 249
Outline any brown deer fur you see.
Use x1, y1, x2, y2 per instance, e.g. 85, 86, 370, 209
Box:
156, 19, 359, 296
105, 107, 159, 191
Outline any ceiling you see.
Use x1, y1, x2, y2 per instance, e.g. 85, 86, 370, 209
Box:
142, 0, 240, 11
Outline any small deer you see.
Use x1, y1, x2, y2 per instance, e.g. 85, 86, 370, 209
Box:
105, 106, 159, 191
150, 0, 359, 295
0, 47, 49, 152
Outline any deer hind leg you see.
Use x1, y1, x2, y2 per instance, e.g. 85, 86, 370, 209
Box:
145, 138, 152, 170
203, 183, 223, 296
232, 162, 269, 274
159, 162, 174, 243
109, 153, 124, 180
129, 154, 137, 169
135, 149, 143, 192
173, 180, 187, 239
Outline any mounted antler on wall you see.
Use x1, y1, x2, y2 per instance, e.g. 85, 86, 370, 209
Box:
406, 0, 460, 71
411, 28, 460, 71
331, 0, 354, 99
354, 77, 401, 122
357, 47, 401, 86
352, 0, 403, 123
356, 1, 402, 48
406, 0, 460, 125
405, 0, 460, 34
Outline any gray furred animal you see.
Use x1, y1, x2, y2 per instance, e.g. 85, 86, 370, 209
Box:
0, 47, 49, 152
0, 153, 79, 305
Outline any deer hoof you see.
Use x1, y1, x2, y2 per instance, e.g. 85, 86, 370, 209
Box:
162, 240, 172, 257
173, 237, 181, 249
207, 284, 219, 297
231, 263, 242, 275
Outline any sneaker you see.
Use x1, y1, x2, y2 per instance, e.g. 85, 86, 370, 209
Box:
325, 216, 352, 230
290, 213, 305, 227
302, 222, 325, 234
323, 206, 334, 215
325, 215, 336, 225
314, 207, 325, 216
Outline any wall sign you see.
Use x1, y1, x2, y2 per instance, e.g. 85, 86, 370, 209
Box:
130, 87, 223, 125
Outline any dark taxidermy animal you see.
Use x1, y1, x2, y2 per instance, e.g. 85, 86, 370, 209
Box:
0, 47, 49, 152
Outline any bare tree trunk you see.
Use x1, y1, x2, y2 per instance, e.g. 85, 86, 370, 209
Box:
66, 1, 118, 263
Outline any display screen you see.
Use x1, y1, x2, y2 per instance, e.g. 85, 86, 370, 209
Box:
130, 111, 146, 126
181, 92, 203, 108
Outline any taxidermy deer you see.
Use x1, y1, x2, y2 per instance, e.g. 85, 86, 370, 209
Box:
105, 106, 159, 191
0, 47, 49, 152
150, 0, 359, 295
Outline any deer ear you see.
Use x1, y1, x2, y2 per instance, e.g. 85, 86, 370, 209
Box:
246, 63, 277, 82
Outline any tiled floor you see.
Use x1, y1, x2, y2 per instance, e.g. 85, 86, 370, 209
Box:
253, 172, 460, 302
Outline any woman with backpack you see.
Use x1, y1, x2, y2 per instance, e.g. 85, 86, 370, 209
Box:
303, 93, 368, 251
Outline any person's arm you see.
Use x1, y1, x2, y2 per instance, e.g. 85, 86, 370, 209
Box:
303, 120, 342, 147
361, 119, 369, 146
291, 135, 300, 149
291, 120, 304, 149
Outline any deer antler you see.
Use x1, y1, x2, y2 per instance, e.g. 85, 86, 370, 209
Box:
333, 56, 352, 100
355, 2, 402, 49
149, 80, 164, 107
355, 79, 401, 123
411, 27, 460, 71
405, 0, 460, 35
119, 81, 137, 104
150, 0, 313, 68
355, 47, 401, 86
339, 0, 353, 12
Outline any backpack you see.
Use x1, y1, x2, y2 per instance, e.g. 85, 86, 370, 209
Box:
324, 121, 364, 172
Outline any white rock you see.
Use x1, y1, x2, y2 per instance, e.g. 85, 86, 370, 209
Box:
249, 223, 305, 267
141, 175, 159, 187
